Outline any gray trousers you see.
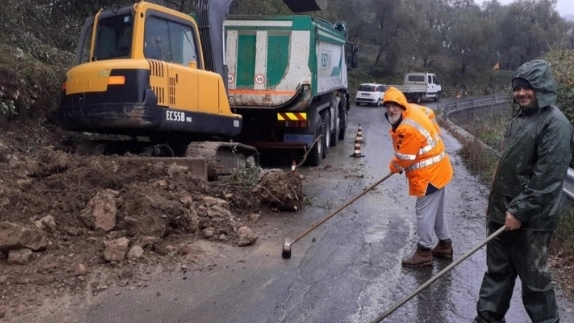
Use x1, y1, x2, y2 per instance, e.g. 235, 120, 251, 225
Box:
415, 187, 450, 249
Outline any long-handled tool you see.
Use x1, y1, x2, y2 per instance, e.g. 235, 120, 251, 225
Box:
281, 172, 393, 259
369, 225, 506, 323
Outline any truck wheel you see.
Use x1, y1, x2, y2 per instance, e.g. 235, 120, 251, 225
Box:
338, 99, 347, 141
321, 112, 330, 158
434, 92, 440, 102
307, 119, 323, 166
329, 94, 340, 147
330, 112, 339, 147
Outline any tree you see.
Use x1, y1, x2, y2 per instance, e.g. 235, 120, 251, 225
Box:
367, 0, 411, 70
404, 0, 450, 68
496, 0, 571, 69
446, 5, 492, 73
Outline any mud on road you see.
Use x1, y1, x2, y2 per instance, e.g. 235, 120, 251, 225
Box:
0, 127, 304, 321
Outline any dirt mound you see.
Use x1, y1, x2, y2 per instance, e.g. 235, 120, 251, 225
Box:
0, 143, 304, 320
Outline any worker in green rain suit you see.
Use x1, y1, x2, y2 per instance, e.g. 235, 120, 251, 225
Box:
473, 60, 573, 323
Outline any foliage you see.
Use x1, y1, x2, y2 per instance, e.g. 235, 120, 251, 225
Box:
555, 201, 574, 250
0, 43, 72, 120
439, 118, 501, 185
0, 0, 573, 116
464, 114, 508, 150
545, 48, 574, 126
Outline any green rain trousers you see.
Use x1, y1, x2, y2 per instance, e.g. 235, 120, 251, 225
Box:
474, 222, 559, 323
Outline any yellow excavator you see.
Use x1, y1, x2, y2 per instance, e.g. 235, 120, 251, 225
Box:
55, 0, 339, 178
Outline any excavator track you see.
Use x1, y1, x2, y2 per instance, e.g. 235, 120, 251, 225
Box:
185, 141, 259, 180
63, 135, 259, 181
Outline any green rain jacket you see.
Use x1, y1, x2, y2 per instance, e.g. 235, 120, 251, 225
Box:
488, 60, 574, 231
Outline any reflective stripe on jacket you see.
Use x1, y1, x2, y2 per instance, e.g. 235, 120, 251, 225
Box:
384, 87, 453, 196
413, 104, 441, 135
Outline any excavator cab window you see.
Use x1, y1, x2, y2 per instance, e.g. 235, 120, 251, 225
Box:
144, 15, 198, 66
78, 22, 94, 64
94, 14, 133, 60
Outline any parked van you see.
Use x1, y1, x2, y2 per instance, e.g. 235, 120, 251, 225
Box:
355, 83, 387, 106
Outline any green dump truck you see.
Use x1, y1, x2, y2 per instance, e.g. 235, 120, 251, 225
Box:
224, 15, 357, 166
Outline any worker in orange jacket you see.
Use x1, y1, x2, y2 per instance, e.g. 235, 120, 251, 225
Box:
383, 87, 454, 267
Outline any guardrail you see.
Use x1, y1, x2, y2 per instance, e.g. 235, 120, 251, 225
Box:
441, 94, 574, 200
442, 94, 509, 116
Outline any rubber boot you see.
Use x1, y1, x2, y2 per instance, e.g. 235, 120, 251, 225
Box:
402, 244, 433, 267
431, 239, 453, 259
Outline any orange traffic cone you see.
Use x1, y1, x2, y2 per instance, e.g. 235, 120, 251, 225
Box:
350, 138, 364, 158
355, 125, 364, 143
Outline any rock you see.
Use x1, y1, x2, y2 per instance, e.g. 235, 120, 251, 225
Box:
203, 196, 229, 208
237, 226, 258, 246
153, 180, 168, 189
127, 245, 144, 260
7, 248, 34, 265
207, 204, 231, 218
34, 215, 56, 231
202, 227, 215, 238
79, 190, 118, 232
179, 194, 193, 207
0, 221, 47, 251
74, 264, 87, 276
103, 237, 129, 262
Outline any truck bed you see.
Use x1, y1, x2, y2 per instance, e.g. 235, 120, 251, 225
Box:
393, 84, 427, 94
224, 15, 348, 111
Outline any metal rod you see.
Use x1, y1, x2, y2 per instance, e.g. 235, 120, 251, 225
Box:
370, 225, 506, 323
291, 172, 393, 245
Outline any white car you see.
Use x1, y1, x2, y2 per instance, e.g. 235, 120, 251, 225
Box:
355, 83, 387, 106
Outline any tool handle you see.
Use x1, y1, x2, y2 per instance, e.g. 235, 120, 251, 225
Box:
370, 225, 506, 323
292, 172, 393, 245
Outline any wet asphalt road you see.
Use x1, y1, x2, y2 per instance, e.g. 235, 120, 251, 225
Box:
22, 102, 574, 323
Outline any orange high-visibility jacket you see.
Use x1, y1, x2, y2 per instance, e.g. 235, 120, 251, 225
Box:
383, 87, 453, 196
413, 104, 441, 135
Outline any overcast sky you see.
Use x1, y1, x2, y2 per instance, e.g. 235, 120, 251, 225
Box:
474, 0, 574, 16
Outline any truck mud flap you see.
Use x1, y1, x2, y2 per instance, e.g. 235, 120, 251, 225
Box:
282, 0, 327, 12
